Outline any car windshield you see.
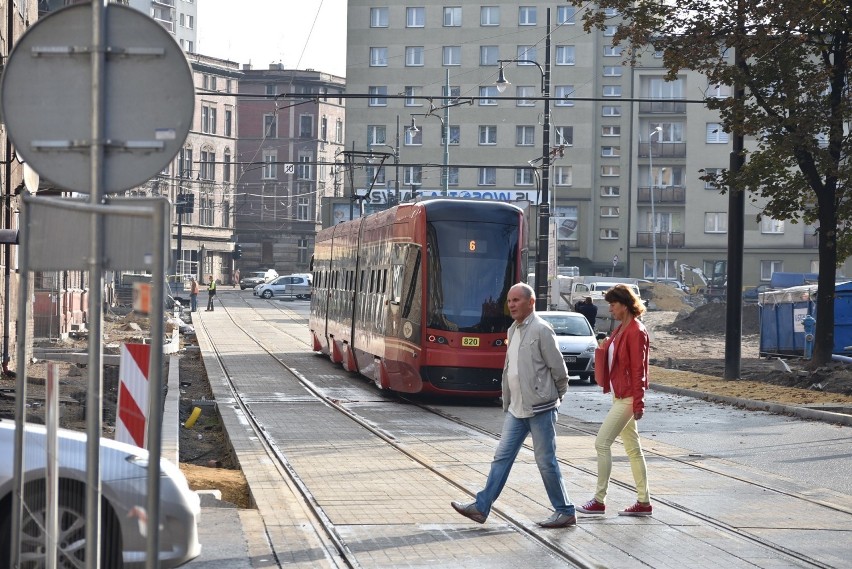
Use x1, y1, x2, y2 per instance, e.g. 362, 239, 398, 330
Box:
248, 272, 265, 278
540, 316, 593, 336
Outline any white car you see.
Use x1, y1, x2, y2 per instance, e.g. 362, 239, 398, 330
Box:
0, 420, 201, 568
538, 311, 601, 384
254, 274, 312, 299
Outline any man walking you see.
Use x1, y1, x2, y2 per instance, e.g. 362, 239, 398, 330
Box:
206, 275, 217, 311
451, 283, 576, 528
574, 296, 598, 330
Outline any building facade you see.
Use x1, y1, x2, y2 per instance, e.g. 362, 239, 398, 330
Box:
344, 0, 850, 284
234, 65, 345, 276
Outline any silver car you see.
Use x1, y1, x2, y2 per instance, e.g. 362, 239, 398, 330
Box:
0, 420, 201, 568
538, 311, 600, 384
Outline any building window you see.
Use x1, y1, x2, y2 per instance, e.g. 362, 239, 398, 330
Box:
516, 85, 536, 106
368, 86, 387, 106
600, 206, 620, 217
186, 41, 194, 53
480, 6, 500, 26
443, 6, 462, 26
706, 123, 729, 143
516, 125, 535, 146
602, 105, 622, 116
265, 84, 276, 96
320, 116, 328, 142
515, 168, 534, 186
222, 201, 230, 228
370, 7, 388, 27
200, 191, 213, 226
479, 86, 498, 105
297, 154, 312, 180
601, 146, 620, 157
555, 85, 575, 106
300, 115, 314, 138
335, 119, 343, 143
367, 125, 386, 146
604, 25, 617, 37
554, 166, 572, 186
760, 260, 783, 281
403, 166, 422, 185
649, 122, 684, 142
404, 86, 421, 106
201, 105, 217, 134
447, 167, 459, 186
600, 229, 619, 240
518, 6, 536, 25
704, 167, 721, 190
223, 150, 231, 183
443, 46, 461, 66
369, 47, 388, 66
705, 212, 727, 233
179, 147, 193, 178
297, 238, 309, 264
297, 197, 309, 220
479, 125, 497, 145
601, 185, 620, 197
405, 46, 424, 66
553, 126, 573, 146
263, 114, 277, 138
706, 82, 732, 98
601, 165, 620, 177
442, 125, 461, 145
603, 85, 622, 97
555, 45, 575, 65
602, 125, 621, 137
760, 217, 785, 234
557, 5, 575, 24
404, 127, 422, 146
262, 150, 277, 179
224, 109, 233, 137
480, 45, 499, 66
406, 7, 425, 27
603, 65, 622, 77
603, 45, 623, 57
200, 150, 215, 180
517, 45, 537, 63
478, 167, 496, 185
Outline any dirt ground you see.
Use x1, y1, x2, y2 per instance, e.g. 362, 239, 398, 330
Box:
1, 289, 849, 509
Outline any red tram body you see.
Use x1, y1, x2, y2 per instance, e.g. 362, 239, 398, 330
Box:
309, 199, 527, 397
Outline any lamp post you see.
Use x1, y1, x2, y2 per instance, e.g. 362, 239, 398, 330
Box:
496, 7, 551, 310
648, 126, 662, 282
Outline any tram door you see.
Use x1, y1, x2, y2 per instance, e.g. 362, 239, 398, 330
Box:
388, 243, 422, 348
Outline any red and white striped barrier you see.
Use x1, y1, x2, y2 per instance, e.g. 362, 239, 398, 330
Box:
116, 343, 150, 448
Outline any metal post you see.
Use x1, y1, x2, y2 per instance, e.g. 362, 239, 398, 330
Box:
85, 1, 107, 565
534, 8, 551, 310
648, 127, 662, 281
175, 197, 183, 277
443, 69, 450, 196
394, 115, 400, 203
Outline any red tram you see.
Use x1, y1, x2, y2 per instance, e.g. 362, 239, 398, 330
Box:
309, 199, 527, 397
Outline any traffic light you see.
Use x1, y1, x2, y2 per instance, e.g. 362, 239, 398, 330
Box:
233, 244, 242, 259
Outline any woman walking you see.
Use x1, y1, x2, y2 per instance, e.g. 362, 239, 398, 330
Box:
577, 284, 652, 517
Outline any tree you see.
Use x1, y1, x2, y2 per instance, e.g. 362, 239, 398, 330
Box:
573, 0, 851, 365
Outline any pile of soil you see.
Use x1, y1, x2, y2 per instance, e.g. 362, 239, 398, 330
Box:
671, 302, 760, 335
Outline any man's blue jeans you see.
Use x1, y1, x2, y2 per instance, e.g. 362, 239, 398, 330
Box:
475, 410, 574, 518
190, 293, 197, 312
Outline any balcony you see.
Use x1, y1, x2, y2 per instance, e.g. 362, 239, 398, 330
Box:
638, 100, 686, 114
637, 185, 686, 204
152, 0, 175, 6
638, 141, 686, 159
636, 232, 684, 248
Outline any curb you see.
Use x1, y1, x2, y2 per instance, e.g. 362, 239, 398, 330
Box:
650, 382, 852, 426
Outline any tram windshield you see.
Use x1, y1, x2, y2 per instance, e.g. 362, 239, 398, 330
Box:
426, 220, 518, 333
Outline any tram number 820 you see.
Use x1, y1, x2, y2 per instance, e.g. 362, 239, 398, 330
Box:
462, 337, 480, 347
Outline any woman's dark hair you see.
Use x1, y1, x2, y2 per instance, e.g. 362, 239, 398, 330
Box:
604, 284, 646, 317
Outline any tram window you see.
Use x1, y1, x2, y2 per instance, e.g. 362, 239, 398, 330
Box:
370, 270, 375, 293
382, 268, 388, 293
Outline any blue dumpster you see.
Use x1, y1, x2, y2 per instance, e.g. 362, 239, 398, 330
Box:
759, 281, 852, 357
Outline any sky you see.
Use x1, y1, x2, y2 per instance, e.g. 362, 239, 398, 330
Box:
196, 0, 348, 77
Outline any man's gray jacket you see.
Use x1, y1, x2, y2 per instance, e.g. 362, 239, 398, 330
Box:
501, 313, 569, 415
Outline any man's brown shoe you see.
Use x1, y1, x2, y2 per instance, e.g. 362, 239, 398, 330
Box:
451, 501, 487, 524
537, 512, 577, 528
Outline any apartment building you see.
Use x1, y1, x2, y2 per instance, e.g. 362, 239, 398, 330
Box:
234, 65, 345, 276
345, 1, 850, 283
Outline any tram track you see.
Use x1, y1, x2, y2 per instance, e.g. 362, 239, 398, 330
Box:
207, 294, 841, 568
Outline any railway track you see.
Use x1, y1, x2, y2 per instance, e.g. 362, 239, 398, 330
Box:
197, 293, 843, 568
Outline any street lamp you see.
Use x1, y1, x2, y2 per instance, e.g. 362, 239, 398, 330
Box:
648, 126, 663, 282
495, 8, 551, 309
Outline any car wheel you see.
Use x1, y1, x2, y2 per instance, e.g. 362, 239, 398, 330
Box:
0, 480, 123, 569
579, 373, 590, 384
240, 285, 246, 290
261, 290, 273, 299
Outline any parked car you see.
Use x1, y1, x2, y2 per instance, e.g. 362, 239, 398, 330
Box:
254, 274, 313, 299
538, 311, 603, 384
239, 269, 277, 290
743, 284, 771, 304
0, 420, 201, 568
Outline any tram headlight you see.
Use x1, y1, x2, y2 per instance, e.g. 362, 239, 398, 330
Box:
427, 334, 449, 344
